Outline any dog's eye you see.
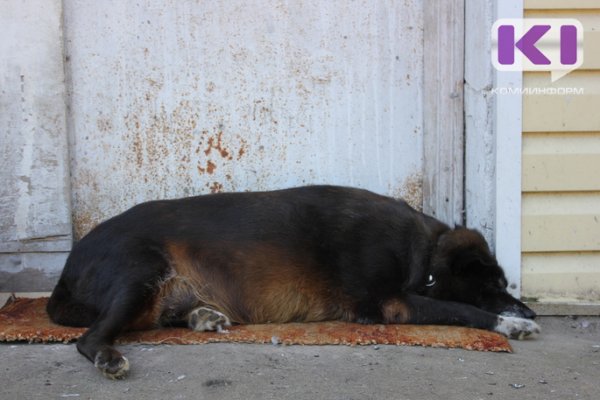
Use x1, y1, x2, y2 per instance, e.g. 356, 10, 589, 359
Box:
425, 274, 436, 287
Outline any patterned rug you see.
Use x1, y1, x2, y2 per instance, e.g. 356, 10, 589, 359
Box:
0, 296, 512, 352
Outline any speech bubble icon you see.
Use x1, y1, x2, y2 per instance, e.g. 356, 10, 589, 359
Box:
551, 69, 573, 82
492, 18, 584, 82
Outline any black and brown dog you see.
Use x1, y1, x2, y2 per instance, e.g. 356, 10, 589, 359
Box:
47, 185, 539, 379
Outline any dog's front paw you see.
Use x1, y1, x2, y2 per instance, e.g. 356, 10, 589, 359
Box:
494, 316, 541, 339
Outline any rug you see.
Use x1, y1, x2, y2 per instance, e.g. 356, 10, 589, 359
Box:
0, 296, 512, 352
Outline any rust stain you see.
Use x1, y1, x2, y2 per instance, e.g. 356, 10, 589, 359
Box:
237, 147, 246, 160
197, 160, 217, 175
207, 181, 224, 193
122, 98, 201, 191
206, 160, 217, 174
71, 168, 104, 240
236, 135, 248, 160
392, 172, 423, 211
132, 133, 144, 168
146, 78, 163, 90
204, 131, 232, 160
72, 212, 94, 241
96, 116, 113, 132
78, 71, 259, 238
193, 129, 249, 182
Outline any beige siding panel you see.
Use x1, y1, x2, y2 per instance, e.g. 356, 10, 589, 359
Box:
522, 192, 600, 252
523, 214, 600, 251
523, 191, 600, 213
522, 252, 600, 302
525, 0, 600, 10
523, 133, 600, 192
524, 10, 600, 70
523, 154, 600, 191
526, 10, 600, 25
581, 31, 600, 70
523, 132, 600, 153
523, 71, 600, 132
521, 3, 600, 304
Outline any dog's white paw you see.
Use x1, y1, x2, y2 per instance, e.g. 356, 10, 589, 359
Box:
494, 316, 541, 339
94, 352, 129, 380
188, 307, 231, 333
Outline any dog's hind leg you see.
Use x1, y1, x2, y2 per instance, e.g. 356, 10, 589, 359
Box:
77, 289, 162, 379
77, 310, 133, 379
76, 252, 167, 379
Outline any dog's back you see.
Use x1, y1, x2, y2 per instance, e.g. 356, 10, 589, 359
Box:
47, 185, 428, 329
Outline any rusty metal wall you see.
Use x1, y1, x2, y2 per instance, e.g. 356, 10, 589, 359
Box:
63, 0, 424, 239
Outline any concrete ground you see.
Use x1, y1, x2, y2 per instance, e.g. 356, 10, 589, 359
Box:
1, 316, 599, 400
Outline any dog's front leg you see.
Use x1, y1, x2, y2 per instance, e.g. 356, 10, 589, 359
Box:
381, 294, 540, 339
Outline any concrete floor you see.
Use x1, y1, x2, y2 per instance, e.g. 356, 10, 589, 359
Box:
1, 316, 599, 400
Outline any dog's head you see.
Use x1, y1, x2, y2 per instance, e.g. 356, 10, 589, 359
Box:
422, 228, 536, 319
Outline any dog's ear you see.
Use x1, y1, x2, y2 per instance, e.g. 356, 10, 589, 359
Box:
450, 246, 497, 276
438, 228, 496, 276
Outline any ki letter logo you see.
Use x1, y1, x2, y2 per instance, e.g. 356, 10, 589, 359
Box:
492, 19, 583, 82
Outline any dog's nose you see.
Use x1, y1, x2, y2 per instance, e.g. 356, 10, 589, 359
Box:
521, 306, 537, 320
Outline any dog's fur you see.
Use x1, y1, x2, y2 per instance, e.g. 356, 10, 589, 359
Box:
47, 185, 539, 379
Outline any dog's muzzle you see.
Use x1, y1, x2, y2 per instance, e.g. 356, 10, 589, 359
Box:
499, 303, 537, 319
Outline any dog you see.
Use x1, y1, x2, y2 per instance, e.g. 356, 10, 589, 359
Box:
47, 185, 539, 379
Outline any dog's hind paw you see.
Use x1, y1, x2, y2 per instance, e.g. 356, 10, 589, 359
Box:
188, 307, 231, 333
94, 349, 130, 380
494, 316, 541, 340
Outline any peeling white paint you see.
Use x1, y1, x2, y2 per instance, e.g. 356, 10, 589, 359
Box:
14, 94, 35, 240
0, 0, 71, 290
464, 0, 523, 297
465, 0, 497, 246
